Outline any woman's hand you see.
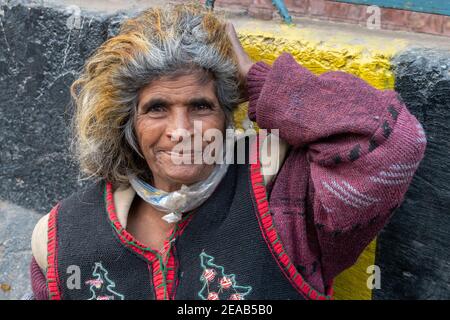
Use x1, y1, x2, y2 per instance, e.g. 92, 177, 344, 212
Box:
226, 22, 253, 97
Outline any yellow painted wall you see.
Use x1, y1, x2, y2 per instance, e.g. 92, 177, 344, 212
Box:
233, 21, 407, 300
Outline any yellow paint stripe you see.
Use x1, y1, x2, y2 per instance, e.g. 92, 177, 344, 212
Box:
333, 239, 378, 300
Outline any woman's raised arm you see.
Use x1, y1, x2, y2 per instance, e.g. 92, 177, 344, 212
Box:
246, 52, 427, 286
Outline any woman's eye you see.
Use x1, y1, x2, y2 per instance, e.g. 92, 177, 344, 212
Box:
193, 104, 213, 111
146, 104, 166, 113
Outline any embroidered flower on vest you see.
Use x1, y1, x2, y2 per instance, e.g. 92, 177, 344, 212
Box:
198, 251, 252, 300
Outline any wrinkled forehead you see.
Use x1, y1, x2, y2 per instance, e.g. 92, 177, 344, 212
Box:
138, 67, 216, 97
137, 69, 219, 107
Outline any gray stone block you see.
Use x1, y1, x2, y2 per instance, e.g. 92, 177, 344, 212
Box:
0, 1, 132, 214
373, 48, 450, 299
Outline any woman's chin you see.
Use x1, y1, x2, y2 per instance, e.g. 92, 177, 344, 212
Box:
161, 164, 214, 187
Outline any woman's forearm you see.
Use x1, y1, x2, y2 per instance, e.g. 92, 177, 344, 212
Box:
247, 52, 400, 149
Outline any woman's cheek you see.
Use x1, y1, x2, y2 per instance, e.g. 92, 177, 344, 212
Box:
202, 111, 226, 132
135, 120, 160, 156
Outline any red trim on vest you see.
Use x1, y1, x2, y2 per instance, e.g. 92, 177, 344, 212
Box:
166, 213, 194, 299
105, 182, 182, 300
47, 203, 62, 300
249, 138, 334, 300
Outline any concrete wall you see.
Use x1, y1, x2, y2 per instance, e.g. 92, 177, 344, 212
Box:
0, 0, 449, 299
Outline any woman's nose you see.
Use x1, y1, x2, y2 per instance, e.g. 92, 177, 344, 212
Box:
166, 108, 194, 142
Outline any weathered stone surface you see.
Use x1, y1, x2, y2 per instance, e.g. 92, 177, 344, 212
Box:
373, 48, 450, 299
0, 1, 131, 214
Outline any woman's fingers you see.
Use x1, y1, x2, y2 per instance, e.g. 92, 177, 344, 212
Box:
225, 22, 253, 79
225, 22, 254, 102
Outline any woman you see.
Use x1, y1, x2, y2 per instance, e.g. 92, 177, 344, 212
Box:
30, 4, 426, 300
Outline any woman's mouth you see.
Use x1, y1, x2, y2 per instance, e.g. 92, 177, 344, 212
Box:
159, 150, 200, 156
156, 149, 204, 164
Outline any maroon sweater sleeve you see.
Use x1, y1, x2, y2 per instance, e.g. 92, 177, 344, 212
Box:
30, 256, 49, 300
247, 53, 427, 288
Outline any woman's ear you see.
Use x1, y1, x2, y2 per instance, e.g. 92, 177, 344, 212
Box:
125, 114, 145, 160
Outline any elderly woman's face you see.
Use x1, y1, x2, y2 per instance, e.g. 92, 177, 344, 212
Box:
135, 71, 226, 192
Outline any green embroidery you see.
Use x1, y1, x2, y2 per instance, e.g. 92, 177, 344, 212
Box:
85, 262, 125, 300
198, 251, 252, 300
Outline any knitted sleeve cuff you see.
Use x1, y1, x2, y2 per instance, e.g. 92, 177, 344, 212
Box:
30, 256, 49, 300
247, 61, 272, 122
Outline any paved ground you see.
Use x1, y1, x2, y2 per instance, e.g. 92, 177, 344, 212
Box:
0, 201, 41, 300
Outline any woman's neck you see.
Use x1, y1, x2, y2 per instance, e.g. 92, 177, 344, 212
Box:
124, 195, 176, 256
153, 178, 182, 193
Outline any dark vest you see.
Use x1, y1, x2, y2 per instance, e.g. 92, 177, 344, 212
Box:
46, 140, 331, 300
